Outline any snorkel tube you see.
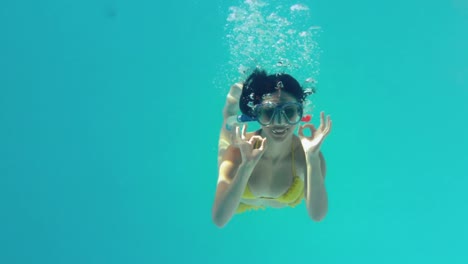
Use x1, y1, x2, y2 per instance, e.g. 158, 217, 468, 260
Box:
225, 115, 254, 131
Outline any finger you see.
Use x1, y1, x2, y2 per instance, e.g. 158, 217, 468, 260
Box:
310, 123, 317, 132
238, 124, 244, 141
304, 123, 317, 133
248, 135, 262, 145
235, 126, 242, 142
322, 115, 330, 133
241, 124, 247, 140
299, 124, 315, 137
258, 138, 267, 151
298, 125, 304, 137
319, 111, 325, 128
326, 116, 332, 134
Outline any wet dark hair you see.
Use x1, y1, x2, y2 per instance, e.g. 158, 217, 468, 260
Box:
239, 68, 311, 118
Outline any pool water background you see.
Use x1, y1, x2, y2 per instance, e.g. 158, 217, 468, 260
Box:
0, 0, 467, 263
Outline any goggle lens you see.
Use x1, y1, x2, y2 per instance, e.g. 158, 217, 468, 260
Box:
255, 103, 303, 125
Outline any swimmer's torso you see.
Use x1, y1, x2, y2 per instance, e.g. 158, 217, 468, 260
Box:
240, 133, 306, 208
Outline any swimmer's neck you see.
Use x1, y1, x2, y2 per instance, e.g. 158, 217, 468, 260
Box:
259, 130, 295, 160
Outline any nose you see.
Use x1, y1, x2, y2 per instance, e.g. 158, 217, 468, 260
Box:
272, 110, 286, 125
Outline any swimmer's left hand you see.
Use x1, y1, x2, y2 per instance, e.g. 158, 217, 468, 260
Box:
298, 111, 332, 157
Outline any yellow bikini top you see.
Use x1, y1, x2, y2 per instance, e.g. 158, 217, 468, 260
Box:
241, 139, 304, 206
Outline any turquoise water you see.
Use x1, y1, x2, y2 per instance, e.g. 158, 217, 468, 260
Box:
1, 0, 467, 263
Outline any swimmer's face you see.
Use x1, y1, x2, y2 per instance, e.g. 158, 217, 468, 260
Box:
257, 91, 301, 141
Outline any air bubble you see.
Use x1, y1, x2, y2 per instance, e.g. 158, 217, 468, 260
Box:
290, 4, 309, 12
223, 0, 321, 87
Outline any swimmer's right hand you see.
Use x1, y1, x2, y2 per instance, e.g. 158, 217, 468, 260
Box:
232, 123, 267, 165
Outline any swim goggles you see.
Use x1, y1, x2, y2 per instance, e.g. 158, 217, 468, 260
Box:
238, 102, 311, 126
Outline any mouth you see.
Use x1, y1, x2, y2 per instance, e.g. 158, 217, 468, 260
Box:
271, 127, 289, 136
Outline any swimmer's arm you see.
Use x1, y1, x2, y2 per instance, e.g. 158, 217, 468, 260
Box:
304, 151, 328, 222
212, 146, 256, 228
